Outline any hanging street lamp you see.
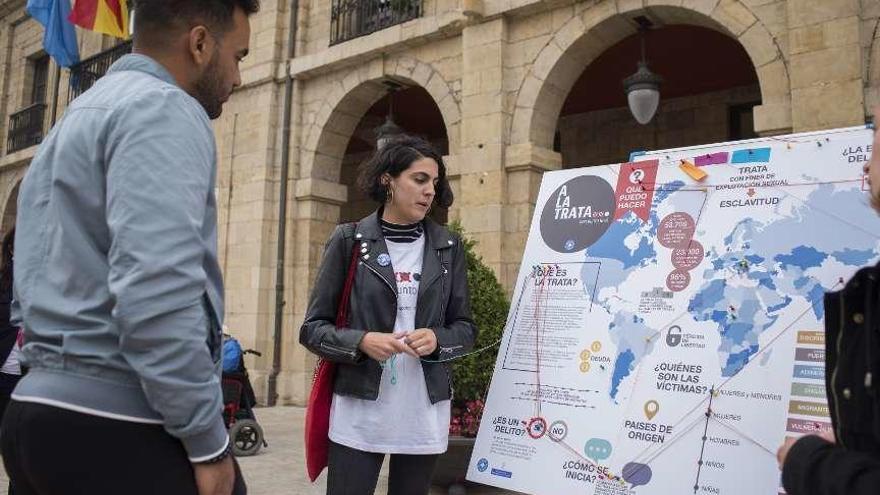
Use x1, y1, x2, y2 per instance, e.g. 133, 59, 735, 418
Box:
375, 80, 404, 149
623, 19, 662, 125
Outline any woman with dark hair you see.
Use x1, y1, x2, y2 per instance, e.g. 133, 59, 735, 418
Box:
300, 134, 477, 495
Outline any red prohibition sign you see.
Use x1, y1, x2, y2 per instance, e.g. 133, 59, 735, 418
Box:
527, 417, 547, 439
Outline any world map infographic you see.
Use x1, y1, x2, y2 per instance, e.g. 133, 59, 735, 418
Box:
467, 127, 879, 495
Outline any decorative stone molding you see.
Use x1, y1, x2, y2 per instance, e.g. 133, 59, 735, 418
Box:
293, 178, 349, 205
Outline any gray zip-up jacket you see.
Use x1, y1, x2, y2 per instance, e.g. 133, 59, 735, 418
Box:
11, 54, 227, 462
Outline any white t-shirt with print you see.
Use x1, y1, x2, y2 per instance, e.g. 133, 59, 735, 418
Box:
1, 340, 21, 375
329, 235, 451, 454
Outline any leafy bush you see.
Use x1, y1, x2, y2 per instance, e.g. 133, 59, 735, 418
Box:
447, 222, 510, 437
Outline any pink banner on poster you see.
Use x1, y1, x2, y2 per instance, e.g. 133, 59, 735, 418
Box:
695, 152, 728, 167
614, 160, 658, 222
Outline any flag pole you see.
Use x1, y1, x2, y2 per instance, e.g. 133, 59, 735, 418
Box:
50, 64, 61, 126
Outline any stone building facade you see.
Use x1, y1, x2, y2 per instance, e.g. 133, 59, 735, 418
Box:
0, 0, 878, 405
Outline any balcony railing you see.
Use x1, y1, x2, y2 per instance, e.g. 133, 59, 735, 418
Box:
68, 41, 133, 103
6, 103, 47, 154
330, 0, 422, 46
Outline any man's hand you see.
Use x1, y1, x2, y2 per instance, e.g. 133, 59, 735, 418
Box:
358, 332, 418, 361
194, 456, 235, 495
405, 328, 438, 356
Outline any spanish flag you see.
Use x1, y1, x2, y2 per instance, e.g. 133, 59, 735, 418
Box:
68, 0, 129, 39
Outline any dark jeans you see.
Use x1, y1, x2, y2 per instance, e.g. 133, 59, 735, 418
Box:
0, 400, 246, 495
327, 440, 439, 495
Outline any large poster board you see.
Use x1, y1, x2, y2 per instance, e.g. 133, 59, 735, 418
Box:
467, 127, 879, 495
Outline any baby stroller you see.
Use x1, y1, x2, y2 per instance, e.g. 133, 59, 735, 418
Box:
222, 337, 267, 456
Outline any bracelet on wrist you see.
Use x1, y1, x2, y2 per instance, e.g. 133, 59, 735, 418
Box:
195, 440, 232, 465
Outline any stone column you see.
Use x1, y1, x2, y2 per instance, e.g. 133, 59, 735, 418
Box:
502, 143, 561, 292
281, 178, 347, 405
214, 85, 285, 403
453, 18, 508, 277
787, 0, 865, 131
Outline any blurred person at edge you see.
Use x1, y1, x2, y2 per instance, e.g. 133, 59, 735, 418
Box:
300, 135, 478, 495
777, 119, 880, 494
0, 0, 258, 493
0, 227, 23, 495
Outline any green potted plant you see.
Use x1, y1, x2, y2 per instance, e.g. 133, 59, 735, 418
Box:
432, 223, 509, 493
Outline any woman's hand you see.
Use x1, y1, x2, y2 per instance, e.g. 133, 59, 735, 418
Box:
358, 332, 418, 361
776, 437, 798, 471
405, 328, 438, 356
776, 430, 835, 471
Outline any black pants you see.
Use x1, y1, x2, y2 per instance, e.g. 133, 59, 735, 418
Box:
0, 372, 21, 495
0, 372, 21, 420
327, 440, 439, 495
0, 400, 246, 495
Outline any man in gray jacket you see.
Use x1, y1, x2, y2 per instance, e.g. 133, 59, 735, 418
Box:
0, 0, 257, 493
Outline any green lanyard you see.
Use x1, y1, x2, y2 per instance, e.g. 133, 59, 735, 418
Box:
381, 354, 399, 385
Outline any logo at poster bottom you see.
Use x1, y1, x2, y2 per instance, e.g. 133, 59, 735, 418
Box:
540, 175, 616, 253
477, 458, 489, 472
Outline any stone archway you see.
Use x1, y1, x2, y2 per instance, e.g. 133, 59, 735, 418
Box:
557, 23, 761, 168
0, 181, 19, 238
299, 57, 461, 184
509, 1, 790, 150
0, 167, 26, 239
336, 85, 451, 224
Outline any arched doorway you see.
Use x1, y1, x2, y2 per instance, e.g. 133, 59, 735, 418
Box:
508, 3, 790, 152
500, 3, 788, 293
338, 85, 450, 224
557, 24, 760, 168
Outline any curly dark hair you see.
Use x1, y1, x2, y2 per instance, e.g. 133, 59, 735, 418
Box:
357, 135, 454, 209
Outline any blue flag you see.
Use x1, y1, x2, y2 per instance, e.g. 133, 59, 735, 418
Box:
26, 0, 79, 67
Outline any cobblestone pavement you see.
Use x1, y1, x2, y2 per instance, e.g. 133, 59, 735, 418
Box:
0, 406, 522, 495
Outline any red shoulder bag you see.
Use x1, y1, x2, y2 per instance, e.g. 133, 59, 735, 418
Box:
304, 225, 359, 482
